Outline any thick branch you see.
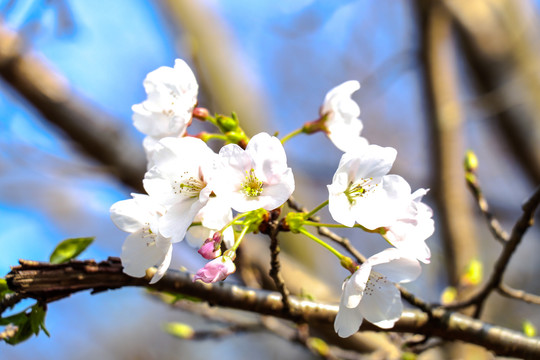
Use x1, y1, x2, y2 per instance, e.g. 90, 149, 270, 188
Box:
4, 258, 540, 358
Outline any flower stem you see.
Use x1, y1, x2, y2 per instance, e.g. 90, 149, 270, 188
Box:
203, 133, 228, 142
221, 212, 249, 233
304, 200, 329, 219
280, 128, 303, 145
231, 224, 250, 252
303, 221, 347, 228
297, 227, 345, 261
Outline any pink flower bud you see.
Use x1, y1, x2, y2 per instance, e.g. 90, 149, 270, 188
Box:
193, 255, 236, 283
198, 232, 222, 260
193, 107, 210, 120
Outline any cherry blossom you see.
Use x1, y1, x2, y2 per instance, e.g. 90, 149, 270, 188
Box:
132, 59, 198, 139
143, 136, 217, 243
334, 248, 421, 338
193, 255, 236, 283
109, 194, 172, 284
320, 80, 368, 152
327, 145, 410, 230
213, 132, 295, 212
383, 189, 434, 264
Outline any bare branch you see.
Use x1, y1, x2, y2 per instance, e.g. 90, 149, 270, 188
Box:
4, 257, 540, 358
498, 283, 540, 305
465, 161, 509, 244
443, 185, 540, 314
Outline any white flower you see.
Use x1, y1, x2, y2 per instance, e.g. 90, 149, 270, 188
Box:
186, 197, 235, 249
327, 145, 410, 229
132, 59, 198, 139
143, 137, 217, 243
383, 189, 434, 264
334, 248, 421, 338
110, 194, 173, 284
213, 132, 295, 212
321, 80, 368, 152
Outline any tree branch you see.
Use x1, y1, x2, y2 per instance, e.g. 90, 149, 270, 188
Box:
443, 185, 540, 315
465, 160, 509, 244
4, 257, 540, 358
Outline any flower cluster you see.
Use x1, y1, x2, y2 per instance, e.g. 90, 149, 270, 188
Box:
110, 59, 434, 338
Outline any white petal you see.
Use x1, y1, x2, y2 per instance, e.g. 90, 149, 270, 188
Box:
159, 199, 204, 243
349, 145, 397, 180
368, 248, 422, 283
354, 174, 411, 230
200, 197, 233, 231
257, 170, 295, 210
344, 265, 371, 308
121, 231, 169, 278
110, 198, 146, 233
328, 130, 368, 153
328, 188, 356, 227
247, 133, 288, 183
110, 195, 163, 233
334, 294, 364, 338
360, 277, 403, 329
218, 144, 253, 174
150, 242, 173, 284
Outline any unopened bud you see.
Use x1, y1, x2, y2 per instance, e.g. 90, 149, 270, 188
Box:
226, 130, 248, 145
340, 257, 358, 273
464, 150, 478, 172
217, 115, 238, 132
193, 107, 210, 120
198, 232, 222, 260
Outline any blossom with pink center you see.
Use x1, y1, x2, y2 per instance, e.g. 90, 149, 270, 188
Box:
213, 132, 295, 212
143, 136, 217, 243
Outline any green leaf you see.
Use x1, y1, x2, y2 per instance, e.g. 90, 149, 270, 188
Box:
0, 278, 13, 297
1, 304, 49, 345
50, 237, 94, 264
163, 322, 194, 339
29, 305, 49, 337
5, 316, 33, 345
0, 311, 28, 326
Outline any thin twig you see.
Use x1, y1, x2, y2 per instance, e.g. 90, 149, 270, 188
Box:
442, 185, 540, 315
498, 283, 540, 306
465, 165, 509, 244
262, 208, 292, 314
